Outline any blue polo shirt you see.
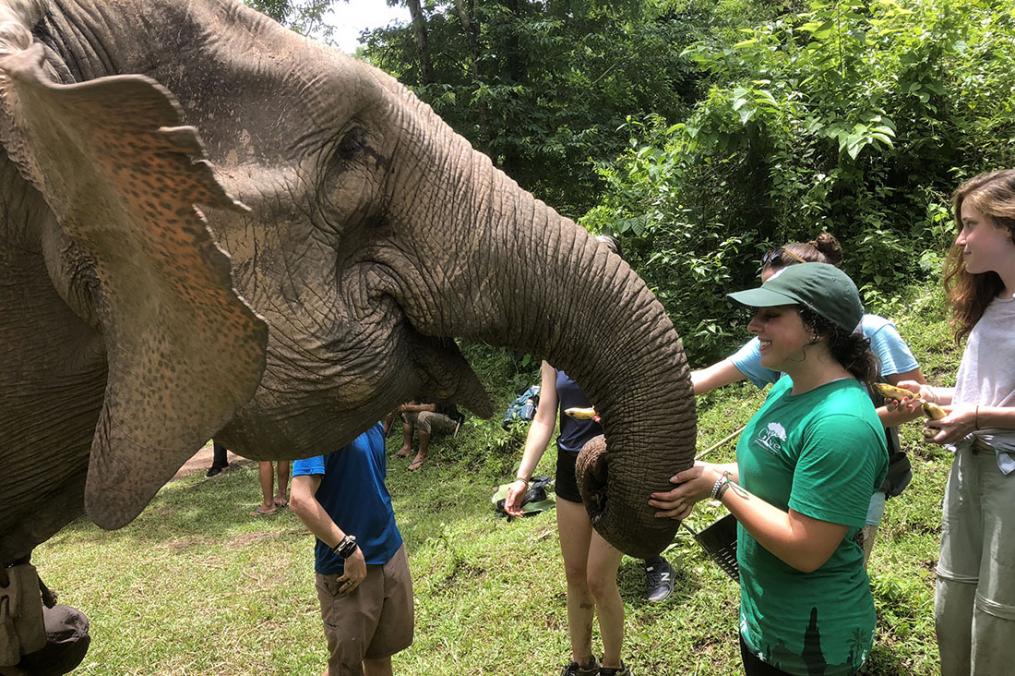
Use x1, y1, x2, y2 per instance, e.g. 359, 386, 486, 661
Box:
292, 424, 402, 575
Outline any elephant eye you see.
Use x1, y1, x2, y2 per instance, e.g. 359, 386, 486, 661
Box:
336, 126, 368, 162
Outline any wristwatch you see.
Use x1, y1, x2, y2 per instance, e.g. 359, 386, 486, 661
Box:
332, 534, 358, 559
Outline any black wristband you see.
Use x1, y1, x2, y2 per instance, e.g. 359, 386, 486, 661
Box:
332, 534, 358, 559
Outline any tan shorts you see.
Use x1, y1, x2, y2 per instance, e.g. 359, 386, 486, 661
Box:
403, 410, 458, 435
314, 544, 414, 673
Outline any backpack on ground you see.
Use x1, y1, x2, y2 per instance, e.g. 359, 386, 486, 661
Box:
501, 385, 540, 429
492, 475, 554, 520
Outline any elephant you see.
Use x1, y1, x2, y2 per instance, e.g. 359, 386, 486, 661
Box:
0, 0, 695, 666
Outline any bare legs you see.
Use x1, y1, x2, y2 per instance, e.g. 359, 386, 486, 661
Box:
254, 460, 290, 515
382, 410, 399, 438
408, 429, 429, 471
396, 416, 413, 458
556, 497, 625, 668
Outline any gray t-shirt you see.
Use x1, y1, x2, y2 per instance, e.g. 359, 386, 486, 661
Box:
951, 295, 1015, 471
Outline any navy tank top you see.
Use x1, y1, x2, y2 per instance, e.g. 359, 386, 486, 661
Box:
555, 369, 603, 453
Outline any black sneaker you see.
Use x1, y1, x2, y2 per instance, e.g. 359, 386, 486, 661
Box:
561, 656, 600, 676
599, 662, 632, 676
205, 465, 226, 478
644, 556, 675, 603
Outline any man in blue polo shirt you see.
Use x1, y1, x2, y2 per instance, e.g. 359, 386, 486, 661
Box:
290, 423, 413, 675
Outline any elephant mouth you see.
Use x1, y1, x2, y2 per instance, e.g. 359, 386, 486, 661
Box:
346, 256, 493, 419
398, 327, 493, 418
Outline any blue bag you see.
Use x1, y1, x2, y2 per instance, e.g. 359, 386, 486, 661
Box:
502, 385, 540, 429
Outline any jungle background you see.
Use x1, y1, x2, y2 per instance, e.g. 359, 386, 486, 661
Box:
36, 0, 1015, 673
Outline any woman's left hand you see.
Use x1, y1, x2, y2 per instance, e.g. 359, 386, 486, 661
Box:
924, 405, 977, 444
648, 461, 721, 520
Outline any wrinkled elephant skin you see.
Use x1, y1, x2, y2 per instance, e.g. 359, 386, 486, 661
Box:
0, 0, 695, 622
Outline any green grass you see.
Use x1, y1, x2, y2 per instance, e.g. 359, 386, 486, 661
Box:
35, 286, 956, 674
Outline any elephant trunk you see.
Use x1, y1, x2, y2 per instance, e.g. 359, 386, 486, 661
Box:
395, 139, 697, 557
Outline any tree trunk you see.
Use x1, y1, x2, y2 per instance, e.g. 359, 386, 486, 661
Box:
406, 0, 434, 85
454, 0, 488, 154
498, 0, 525, 178
454, 0, 480, 81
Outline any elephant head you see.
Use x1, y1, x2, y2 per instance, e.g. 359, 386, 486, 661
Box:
0, 0, 695, 563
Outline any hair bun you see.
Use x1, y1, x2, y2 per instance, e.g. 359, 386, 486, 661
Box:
811, 232, 843, 266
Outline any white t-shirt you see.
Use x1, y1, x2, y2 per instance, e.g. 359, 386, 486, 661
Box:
951, 295, 1015, 471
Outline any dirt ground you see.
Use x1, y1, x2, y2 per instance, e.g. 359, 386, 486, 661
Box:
171, 442, 250, 481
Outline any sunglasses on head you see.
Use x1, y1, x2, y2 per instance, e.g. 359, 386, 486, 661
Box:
759, 247, 807, 272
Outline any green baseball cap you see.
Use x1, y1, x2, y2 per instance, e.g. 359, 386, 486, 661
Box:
728, 262, 864, 332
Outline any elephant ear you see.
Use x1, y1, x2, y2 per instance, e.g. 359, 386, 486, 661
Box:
0, 45, 269, 529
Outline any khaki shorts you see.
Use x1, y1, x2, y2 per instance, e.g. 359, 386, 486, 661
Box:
315, 544, 414, 673
403, 410, 458, 436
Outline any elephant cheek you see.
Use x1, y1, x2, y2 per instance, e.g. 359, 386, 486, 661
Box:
575, 436, 609, 525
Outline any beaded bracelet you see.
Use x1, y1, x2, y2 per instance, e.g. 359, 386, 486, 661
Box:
715, 474, 733, 500
710, 471, 732, 500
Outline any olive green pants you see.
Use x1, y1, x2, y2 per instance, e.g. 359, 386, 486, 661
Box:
936, 445, 1015, 676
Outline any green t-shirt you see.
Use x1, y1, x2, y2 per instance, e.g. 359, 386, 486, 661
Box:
737, 375, 888, 676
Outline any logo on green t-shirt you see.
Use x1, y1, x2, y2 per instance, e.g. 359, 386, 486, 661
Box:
755, 421, 787, 454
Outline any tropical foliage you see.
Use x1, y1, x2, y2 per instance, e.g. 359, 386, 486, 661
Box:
244, 0, 336, 37
582, 0, 1015, 358
361, 0, 775, 215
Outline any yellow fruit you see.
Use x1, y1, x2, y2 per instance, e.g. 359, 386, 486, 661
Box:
874, 382, 919, 401
874, 382, 948, 420
564, 406, 598, 420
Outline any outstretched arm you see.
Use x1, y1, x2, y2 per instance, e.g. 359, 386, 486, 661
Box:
399, 402, 438, 413
925, 404, 1015, 444
877, 368, 927, 427
505, 361, 559, 516
691, 359, 746, 395
650, 462, 847, 573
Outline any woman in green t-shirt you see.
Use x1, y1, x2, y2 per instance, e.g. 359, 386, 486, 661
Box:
650, 263, 888, 675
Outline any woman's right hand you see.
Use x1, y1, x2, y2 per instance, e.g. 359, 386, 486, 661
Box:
504, 479, 529, 517
648, 461, 722, 519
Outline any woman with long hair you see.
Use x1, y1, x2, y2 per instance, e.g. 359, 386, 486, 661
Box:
652, 263, 888, 675
896, 170, 1015, 674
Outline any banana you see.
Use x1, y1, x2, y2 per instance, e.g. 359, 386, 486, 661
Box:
564, 406, 598, 420
874, 383, 948, 420
874, 382, 919, 401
